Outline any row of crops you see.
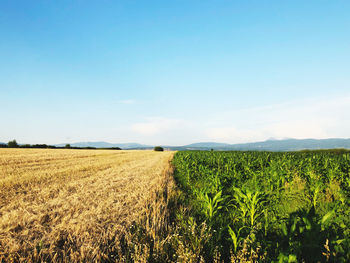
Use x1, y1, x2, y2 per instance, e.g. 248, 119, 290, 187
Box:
172, 151, 350, 262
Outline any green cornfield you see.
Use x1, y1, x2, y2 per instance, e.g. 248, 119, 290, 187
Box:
172, 150, 350, 262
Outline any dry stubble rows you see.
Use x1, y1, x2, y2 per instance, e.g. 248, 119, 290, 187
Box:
0, 149, 174, 261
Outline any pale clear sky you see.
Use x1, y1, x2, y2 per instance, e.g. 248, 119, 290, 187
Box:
1, 0, 349, 145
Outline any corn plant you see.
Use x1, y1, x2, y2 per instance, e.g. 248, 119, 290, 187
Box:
232, 187, 266, 227
171, 150, 350, 262
228, 226, 246, 253
197, 190, 224, 223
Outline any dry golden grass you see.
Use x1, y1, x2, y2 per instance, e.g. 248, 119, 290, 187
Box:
0, 148, 175, 262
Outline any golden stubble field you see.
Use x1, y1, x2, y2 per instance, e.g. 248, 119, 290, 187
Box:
0, 149, 175, 262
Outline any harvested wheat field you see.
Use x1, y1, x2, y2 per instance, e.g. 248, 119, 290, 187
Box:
0, 149, 175, 262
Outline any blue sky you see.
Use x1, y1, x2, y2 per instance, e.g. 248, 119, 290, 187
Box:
1, 0, 349, 145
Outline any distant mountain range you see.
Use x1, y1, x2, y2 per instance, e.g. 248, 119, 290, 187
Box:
169, 138, 350, 151
54, 138, 350, 151
55, 141, 152, 149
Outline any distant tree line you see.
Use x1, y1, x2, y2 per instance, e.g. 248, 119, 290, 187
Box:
0, 140, 121, 150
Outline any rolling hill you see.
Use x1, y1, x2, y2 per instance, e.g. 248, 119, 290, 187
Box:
55, 142, 152, 149
177, 138, 350, 151
54, 138, 350, 151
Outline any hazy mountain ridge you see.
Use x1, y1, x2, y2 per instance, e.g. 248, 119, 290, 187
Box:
53, 138, 350, 151
178, 138, 350, 151
55, 142, 152, 149
183, 142, 232, 148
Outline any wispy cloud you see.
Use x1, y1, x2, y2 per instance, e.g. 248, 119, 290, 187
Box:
119, 99, 136, 105
206, 127, 267, 143
205, 94, 350, 143
131, 117, 185, 136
